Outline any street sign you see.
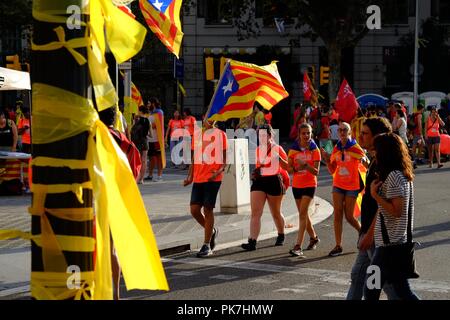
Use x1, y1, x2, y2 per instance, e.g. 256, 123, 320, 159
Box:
174, 58, 184, 80
119, 60, 132, 70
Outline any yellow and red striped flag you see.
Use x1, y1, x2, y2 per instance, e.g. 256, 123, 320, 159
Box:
139, 0, 184, 58
131, 81, 144, 108
207, 60, 289, 121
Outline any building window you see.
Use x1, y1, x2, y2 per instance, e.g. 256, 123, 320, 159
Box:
201, 0, 238, 25
382, 0, 409, 24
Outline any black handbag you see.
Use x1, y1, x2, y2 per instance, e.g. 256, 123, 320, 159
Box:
377, 182, 420, 281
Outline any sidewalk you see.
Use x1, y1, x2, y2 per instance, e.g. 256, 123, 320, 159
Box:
0, 167, 333, 298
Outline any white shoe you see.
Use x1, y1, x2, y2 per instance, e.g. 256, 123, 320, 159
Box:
153, 176, 163, 182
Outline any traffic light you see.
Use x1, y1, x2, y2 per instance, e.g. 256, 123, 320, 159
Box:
320, 66, 330, 85
6, 54, 21, 71
205, 57, 214, 80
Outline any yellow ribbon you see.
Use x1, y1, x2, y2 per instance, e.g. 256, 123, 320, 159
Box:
33, 0, 147, 112
32, 26, 89, 65
32, 84, 168, 299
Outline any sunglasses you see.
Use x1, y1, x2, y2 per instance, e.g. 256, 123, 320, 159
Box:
338, 128, 349, 132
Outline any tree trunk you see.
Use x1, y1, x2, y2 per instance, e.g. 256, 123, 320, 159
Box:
31, 0, 94, 299
327, 42, 342, 102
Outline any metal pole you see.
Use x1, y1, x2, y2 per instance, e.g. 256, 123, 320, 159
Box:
413, 0, 419, 112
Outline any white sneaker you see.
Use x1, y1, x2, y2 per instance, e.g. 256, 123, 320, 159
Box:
153, 176, 163, 182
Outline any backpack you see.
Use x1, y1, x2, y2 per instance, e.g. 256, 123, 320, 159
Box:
109, 129, 142, 180
407, 114, 417, 130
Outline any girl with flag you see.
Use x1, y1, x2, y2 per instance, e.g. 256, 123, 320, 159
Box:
287, 123, 321, 257
321, 122, 366, 257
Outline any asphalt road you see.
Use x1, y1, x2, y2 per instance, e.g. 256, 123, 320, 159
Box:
122, 163, 450, 300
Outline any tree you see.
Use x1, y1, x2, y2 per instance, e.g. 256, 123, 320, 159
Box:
225, 0, 389, 100
0, 0, 32, 57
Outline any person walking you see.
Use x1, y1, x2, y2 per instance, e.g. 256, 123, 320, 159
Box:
241, 124, 289, 251
321, 122, 365, 257
425, 107, 445, 169
183, 119, 228, 257
364, 133, 420, 300
411, 104, 425, 168
131, 113, 150, 184
145, 98, 165, 181
346, 117, 397, 300
393, 109, 408, 145
165, 110, 185, 168
287, 123, 320, 257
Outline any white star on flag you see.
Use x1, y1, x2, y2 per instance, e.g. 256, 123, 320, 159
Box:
222, 79, 233, 96
153, 0, 163, 11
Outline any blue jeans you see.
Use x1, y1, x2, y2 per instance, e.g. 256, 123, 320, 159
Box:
363, 247, 420, 301
346, 244, 398, 300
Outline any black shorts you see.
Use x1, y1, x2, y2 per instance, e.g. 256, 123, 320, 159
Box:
148, 141, 161, 157
292, 187, 316, 199
190, 181, 222, 209
427, 136, 440, 145
251, 175, 286, 196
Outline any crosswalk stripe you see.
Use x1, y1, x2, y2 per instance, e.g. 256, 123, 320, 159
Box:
164, 257, 450, 294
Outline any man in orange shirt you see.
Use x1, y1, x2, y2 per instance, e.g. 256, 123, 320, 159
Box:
184, 119, 228, 257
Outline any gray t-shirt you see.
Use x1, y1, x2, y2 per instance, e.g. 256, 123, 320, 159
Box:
374, 170, 414, 247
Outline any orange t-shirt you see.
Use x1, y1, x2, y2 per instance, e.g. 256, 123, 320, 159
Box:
288, 141, 321, 188
330, 141, 364, 191
184, 116, 197, 136
255, 144, 287, 176
18, 118, 31, 144
168, 119, 185, 139
426, 117, 440, 137
192, 128, 228, 183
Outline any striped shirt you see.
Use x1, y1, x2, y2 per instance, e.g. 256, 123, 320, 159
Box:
374, 170, 414, 247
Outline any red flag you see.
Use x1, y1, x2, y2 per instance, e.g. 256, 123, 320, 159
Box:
303, 72, 318, 105
303, 72, 312, 101
335, 79, 359, 123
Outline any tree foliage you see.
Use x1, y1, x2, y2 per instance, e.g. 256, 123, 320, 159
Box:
0, 0, 32, 29
228, 0, 392, 99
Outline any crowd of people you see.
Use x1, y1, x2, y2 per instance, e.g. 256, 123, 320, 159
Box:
4, 95, 447, 300
160, 98, 445, 301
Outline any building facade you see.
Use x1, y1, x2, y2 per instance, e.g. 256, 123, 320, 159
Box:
180, 0, 450, 135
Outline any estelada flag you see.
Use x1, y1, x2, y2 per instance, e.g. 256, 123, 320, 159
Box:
207, 60, 289, 122
303, 72, 317, 105
139, 0, 184, 58
334, 78, 359, 123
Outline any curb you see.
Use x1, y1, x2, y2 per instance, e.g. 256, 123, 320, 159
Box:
157, 196, 334, 254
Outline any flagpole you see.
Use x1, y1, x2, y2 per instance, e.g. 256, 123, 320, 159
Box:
205, 59, 231, 120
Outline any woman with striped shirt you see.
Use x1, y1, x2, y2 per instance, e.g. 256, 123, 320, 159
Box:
364, 133, 419, 300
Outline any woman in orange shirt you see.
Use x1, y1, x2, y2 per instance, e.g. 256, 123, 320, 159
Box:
241, 124, 289, 251
425, 107, 445, 169
321, 122, 365, 257
288, 123, 320, 257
